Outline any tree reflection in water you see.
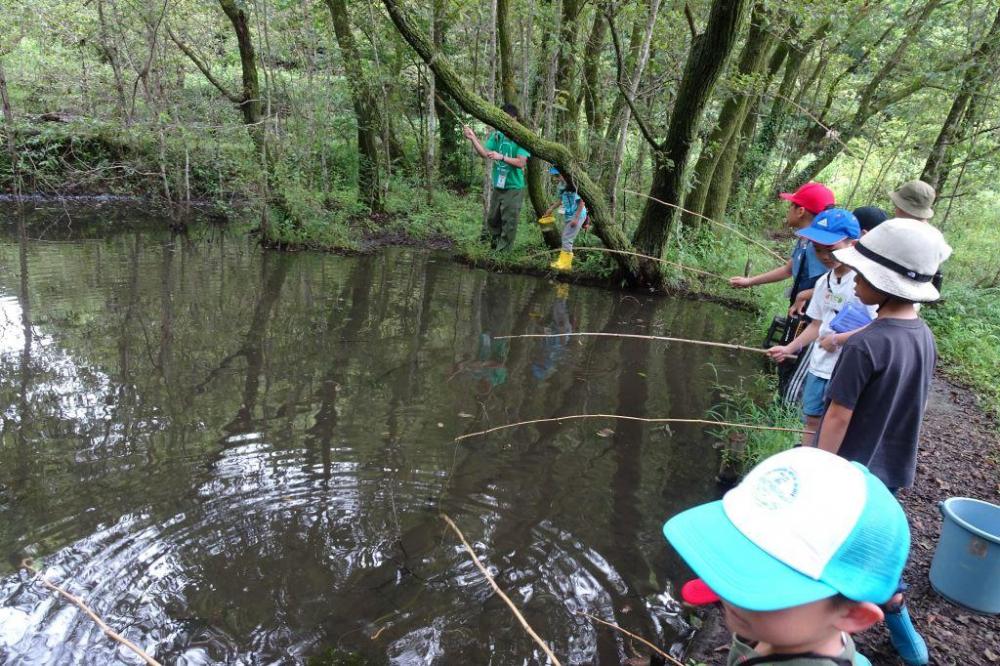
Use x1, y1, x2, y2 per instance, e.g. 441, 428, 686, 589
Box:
0, 206, 756, 664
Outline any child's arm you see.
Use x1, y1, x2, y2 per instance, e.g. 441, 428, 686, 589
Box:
789, 287, 814, 317
544, 201, 559, 215
499, 153, 528, 170
730, 260, 792, 289
568, 204, 584, 228
767, 319, 820, 362
463, 126, 491, 159
817, 342, 872, 453
818, 324, 869, 353
816, 401, 853, 453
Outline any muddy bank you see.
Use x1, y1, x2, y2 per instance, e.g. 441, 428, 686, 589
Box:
688, 373, 999, 666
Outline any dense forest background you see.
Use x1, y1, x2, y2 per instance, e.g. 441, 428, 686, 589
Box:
1, 0, 999, 412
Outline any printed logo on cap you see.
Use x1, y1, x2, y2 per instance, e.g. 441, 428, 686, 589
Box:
753, 467, 799, 510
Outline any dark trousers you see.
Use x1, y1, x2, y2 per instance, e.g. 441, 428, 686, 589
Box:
482, 187, 525, 252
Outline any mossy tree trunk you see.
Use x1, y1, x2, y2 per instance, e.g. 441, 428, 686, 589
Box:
496, 0, 517, 105
681, 1, 772, 228
555, 0, 583, 157
921, 4, 1000, 191
324, 0, 385, 214
581, 5, 609, 148
433, 0, 463, 188
0, 58, 17, 191
632, 0, 750, 282
735, 20, 824, 195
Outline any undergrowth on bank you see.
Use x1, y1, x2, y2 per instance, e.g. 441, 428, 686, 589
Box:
710, 373, 802, 475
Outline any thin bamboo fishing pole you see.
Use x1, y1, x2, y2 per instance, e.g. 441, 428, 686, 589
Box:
20, 559, 163, 666
441, 514, 563, 666
578, 612, 683, 666
434, 92, 467, 126
455, 415, 811, 442
622, 189, 787, 263
524, 247, 727, 281
771, 93, 856, 157
494, 331, 787, 358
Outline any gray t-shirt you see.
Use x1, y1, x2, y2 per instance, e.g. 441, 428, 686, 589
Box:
822, 318, 936, 489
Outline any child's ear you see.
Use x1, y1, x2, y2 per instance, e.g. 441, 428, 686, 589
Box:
834, 602, 884, 633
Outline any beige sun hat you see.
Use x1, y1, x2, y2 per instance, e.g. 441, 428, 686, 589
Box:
888, 180, 936, 219
832, 218, 952, 302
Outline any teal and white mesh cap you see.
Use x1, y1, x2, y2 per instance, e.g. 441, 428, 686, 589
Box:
663, 447, 910, 611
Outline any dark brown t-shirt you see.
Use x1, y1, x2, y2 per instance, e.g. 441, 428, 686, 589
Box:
821, 317, 937, 489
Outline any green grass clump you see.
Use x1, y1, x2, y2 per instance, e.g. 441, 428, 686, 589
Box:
710, 373, 802, 475
922, 285, 1000, 419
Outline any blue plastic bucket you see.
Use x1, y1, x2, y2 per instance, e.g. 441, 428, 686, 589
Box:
929, 497, 1000, 614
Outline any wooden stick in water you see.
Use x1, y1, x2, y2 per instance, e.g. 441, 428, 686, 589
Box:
440, 515, 563, 666
455, 415, 812, 442
622, 189, 787, 263
20, 559, 163, 666
578, 612, 684, 666
494, 331, 789, 358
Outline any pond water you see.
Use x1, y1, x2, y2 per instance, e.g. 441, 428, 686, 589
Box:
0, 205, 758, 665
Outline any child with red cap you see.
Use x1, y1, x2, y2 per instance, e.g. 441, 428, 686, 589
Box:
663, 447, 909, 665
729, 181, 835, 315
731, 182, 836, 403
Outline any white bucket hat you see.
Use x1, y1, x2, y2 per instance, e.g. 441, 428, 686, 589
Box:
833, 218, 952, 302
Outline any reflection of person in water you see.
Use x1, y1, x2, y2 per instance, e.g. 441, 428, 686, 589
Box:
531, 283, 573, 381
449, 274, 513, 396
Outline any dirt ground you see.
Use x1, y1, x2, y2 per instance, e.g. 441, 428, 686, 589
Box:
689, 373, 1000, 666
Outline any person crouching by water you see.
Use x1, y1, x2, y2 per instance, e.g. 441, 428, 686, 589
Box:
462, 103, 530, 253
542, 167, 587, 271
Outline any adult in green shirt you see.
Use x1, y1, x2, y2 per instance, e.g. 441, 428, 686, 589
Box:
463, 103, 530, 252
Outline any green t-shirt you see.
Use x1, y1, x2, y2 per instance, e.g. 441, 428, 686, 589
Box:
726, 633, 866, 666
484, 131, 530, 190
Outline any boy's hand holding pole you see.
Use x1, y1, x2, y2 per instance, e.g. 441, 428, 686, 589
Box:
766, 344, 797, 362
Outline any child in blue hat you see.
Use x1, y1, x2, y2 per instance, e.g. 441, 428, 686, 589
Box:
663, 447, 909, 666
543, 167, 587, 271
767, 209, 875, 445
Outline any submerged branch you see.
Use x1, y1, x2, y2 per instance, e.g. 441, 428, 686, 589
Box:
440, 515, 563, 666
20, 559, 163, 666
579, 612, 683, 666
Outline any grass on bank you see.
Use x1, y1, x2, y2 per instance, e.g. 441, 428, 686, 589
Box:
709, 373, 803, 476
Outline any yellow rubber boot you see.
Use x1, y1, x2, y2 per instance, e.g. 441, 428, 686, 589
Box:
550, 250, 573, 271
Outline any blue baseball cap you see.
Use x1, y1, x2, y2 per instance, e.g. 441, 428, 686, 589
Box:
796, 208, 861, 246
663, 447, 909, 611
548, 166, 561, 175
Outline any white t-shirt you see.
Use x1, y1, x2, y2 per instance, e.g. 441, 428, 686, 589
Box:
806, 269, 878, 379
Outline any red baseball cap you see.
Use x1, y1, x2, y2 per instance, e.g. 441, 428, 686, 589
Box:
780, 182, 835, 215
681, 578, 721, 605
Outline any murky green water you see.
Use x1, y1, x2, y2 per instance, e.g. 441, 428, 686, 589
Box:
0, 204, 757, 665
